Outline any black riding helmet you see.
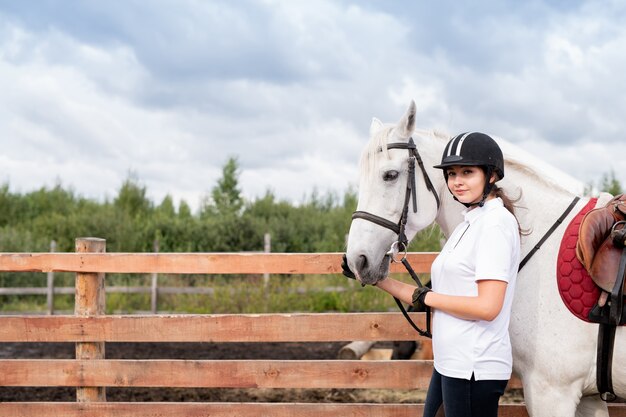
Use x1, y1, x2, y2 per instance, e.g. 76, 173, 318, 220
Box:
433, 132, 505, 207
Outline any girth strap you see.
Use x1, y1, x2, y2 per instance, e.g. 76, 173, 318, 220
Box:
609, 247, 626, 325
597, 323, 617, 401
597, 247, 626, 402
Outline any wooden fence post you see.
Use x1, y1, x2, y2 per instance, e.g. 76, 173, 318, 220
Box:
75, 237, 106, 402
46, 240, 56, 315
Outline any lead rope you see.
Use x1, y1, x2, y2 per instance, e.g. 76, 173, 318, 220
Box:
398, 257, 432, 338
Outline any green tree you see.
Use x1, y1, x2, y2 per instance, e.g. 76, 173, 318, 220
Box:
115, 174, 152, 217
178, 200, 192, 219
109, 174, 153, 251
203, 156, 244, 216
157, 195, 176, 217
196, 156, 264, 251
0, 183, 25, 227
583, 181, 594, 197
599, 170, 623, 195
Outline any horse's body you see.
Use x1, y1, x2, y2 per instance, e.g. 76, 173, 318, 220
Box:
346, 101, 625, 416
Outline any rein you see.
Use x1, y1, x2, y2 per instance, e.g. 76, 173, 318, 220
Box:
351, 137, 440, 338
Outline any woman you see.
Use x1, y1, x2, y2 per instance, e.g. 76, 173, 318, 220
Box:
347, 132, 521, 417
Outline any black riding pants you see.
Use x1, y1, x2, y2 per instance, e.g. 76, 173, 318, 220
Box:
423, 369, 508, 417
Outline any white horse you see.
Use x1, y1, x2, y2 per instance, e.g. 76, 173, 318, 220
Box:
345, 101, 625, 416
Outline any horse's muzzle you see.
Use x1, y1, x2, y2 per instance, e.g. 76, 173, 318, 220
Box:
355, 254, 390, 285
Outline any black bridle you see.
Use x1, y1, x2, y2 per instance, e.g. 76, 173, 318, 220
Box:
351, 137, 440, 338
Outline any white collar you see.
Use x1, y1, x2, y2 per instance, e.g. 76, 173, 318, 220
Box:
462, 197, 503, 224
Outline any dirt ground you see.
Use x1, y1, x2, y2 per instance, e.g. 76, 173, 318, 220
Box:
0, 341, 522, 403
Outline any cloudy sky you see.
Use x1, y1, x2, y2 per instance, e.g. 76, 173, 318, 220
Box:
1, 0, 625, 211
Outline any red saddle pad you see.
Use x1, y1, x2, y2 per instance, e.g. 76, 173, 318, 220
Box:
556, 198, 599, 323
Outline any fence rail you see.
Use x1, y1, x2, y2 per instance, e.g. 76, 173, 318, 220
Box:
0, 403, 541, 417
0, 240, 623, 417
0, 252, 438, 274
1, 236, 287, 314
0, 313, 426, 342
0, 251, 438, 314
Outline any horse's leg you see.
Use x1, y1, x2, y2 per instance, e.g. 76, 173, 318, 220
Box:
575, 395, 609, 417
390, 340, 416, 359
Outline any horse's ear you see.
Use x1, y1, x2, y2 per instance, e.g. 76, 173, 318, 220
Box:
397, 100, 416, 139
370, 117, 385, 137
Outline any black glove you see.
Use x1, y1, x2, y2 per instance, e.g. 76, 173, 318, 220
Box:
341, 254, 356, 280
412, 286, 432, 312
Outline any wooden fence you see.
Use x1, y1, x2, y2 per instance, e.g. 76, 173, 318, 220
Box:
0, 238, 624, 416
0, 235, 275, 315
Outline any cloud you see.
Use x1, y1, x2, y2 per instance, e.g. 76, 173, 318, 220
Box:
0, 0, 625, 213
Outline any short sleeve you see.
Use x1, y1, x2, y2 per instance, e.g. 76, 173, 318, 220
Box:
475, 219, 517, 282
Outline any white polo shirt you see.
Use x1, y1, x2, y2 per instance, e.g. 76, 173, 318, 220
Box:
430, 197, 520, 381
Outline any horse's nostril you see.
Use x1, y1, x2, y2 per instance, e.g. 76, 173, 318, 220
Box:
357, 255, 368, 271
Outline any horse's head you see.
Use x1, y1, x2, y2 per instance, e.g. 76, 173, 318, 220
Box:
346, 101, 442, 285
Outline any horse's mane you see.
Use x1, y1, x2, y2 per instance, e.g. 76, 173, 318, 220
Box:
360, 124, 583, 196
494, 137, 584, 195
359, 125, 392, 178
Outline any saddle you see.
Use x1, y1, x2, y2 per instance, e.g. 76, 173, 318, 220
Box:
577, 194, 626, 297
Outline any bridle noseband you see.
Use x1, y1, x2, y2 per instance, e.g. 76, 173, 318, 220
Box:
351, 137, 440, 338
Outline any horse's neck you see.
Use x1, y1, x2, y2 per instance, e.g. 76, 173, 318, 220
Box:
434, 165, 585, 246
435, 193, 465, 238
505, 167, 583, 248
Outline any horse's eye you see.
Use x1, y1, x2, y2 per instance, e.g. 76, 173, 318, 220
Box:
383, 170, 399, 182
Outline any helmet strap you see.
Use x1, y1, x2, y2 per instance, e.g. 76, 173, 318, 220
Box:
453, 195, 477, 208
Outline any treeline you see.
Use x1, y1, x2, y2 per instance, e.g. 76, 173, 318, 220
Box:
1, 156, 622, 255
0, 157, 442, 254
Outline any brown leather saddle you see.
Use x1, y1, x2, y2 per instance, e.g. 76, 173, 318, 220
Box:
575, 194, 626, 401
577, 193, 626, 298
